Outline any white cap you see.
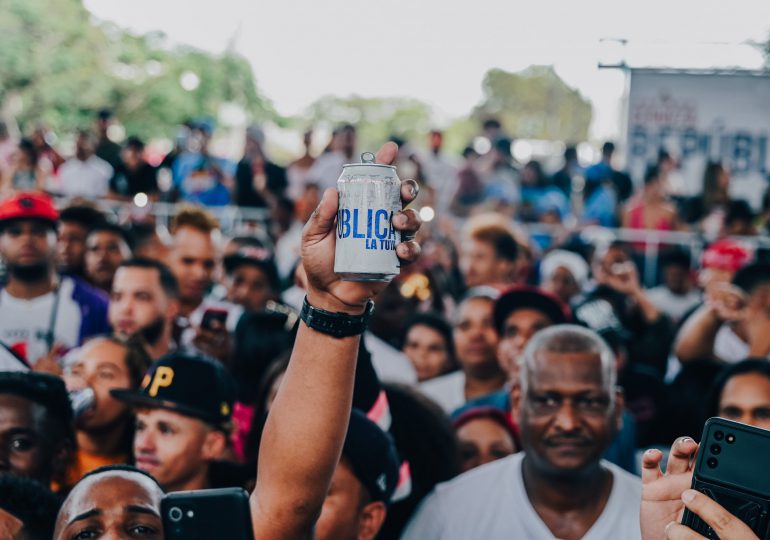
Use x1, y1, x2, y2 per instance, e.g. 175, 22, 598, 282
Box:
540, 249, 589, 288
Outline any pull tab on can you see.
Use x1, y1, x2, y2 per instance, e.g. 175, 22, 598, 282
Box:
361, 152, 376, 164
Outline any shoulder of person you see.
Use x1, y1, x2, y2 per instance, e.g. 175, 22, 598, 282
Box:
67, 276, 109, 306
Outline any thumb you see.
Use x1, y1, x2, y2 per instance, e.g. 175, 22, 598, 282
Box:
304, 188, 338, 240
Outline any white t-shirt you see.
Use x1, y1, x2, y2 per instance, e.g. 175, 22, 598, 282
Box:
646, 287, 702, 324
403, 452, 642, 540
364, 332, 417, 385
714, 324, 752, 363
305, 152, 347, 191
0, 277, 108, 364
56, 155, 113, 197
419, 370, 466, 413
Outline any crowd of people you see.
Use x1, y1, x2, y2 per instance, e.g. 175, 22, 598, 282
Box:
0, 112, 767, 539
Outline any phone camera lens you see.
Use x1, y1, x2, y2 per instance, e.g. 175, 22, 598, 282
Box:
726, 434, 736, 444
714, 431, 724, 441
169, 507, 183, 523
707, 457, 719, 469
710, 444, 721, 455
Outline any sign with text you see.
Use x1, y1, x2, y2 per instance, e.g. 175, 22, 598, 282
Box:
627, 69, 770, 204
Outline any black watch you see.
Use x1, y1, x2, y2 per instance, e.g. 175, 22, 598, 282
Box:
300, 296, 375, 338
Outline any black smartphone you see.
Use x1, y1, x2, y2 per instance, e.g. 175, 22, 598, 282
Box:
201, 308, 229, 331
682, 417, 770, 539
161, 487, 254, 540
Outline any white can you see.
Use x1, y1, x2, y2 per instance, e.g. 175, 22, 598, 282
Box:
335, 152, 402, 282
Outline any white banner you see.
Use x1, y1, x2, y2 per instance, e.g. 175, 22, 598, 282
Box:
626, 69, 770, 205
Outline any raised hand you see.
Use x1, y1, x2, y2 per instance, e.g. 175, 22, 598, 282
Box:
641, 437, 699, 540
302, 142, 421, 314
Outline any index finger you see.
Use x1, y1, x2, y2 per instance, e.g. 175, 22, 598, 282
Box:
375, 142, 398, 166
666, 437, 699, 475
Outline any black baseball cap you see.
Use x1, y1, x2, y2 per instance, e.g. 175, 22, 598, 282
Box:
111, 352, 235, 428
493, 285, 571, 334
343, 409, 400, 504
223, 246, 280, 290
572, 297, 631, 351
0, 372, 73, 427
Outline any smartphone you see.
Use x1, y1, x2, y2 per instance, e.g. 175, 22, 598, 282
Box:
161, 488, 254, 540
682, 417, 770, 539
201, 308, 229, 331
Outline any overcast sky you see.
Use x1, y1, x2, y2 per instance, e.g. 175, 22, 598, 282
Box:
83, 0, 770, 140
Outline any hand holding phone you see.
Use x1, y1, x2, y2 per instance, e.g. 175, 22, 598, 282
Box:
681, 418, 770, 539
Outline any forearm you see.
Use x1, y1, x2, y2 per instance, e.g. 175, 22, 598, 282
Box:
631, 289, 662, 324
674, 305, 722, 362
253, 296, 361, 535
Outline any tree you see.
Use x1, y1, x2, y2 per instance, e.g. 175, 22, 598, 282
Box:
473, 66, 592, 142
302, 95, 434, 152
0, 0, 276, 140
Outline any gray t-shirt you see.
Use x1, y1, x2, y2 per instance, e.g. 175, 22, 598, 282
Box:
402, 452, 642, 540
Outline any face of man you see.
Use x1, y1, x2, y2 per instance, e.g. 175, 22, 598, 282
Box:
86, 231, 129, 291
663, 264, 691, 296
718, 373, 770, 431
512, 351, 620, 477
315, 459, 386, 540
75, 134, 94, 160
57, 221, 89, 275
133, 408, 224, 492
120, 147, 142, 172
0, 394, 59, 484
225, 265, 274, 312
67, 339, 132, 432
498, 308, 553, 380
543, 267, 580, 304
54, 471, 163, 540
457, 417, 517, 473
167, 226, 216, 307
461, 239, 513, 288
454, 298, 499, 372
109, 267, 176, 344
0, 220, 56, 279
403, 324, 451, 382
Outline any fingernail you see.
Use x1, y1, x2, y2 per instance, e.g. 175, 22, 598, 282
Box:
665, 522, 675, 533
682, 489, 696, 503
643, 448, 656, 456
410, 184, 418, 198
394, 213, 407, 227
678, 436, 693, 445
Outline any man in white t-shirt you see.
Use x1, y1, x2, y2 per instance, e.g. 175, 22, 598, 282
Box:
404, 325, 642, 540
57, 130, 113, 198
0, 193, 110, 367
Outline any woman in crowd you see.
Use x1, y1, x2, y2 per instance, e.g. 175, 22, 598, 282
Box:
452, 406, 519, 473
683, 160, 733, 235
622, 164, 680, 233
1, 138, 46, 193
401, 313, 458, 383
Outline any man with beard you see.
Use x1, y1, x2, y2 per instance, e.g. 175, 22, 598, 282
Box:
84, 222, 132, 293
109, 258, 179, 360
0, 193, 109, 367
404, 325, 641, 540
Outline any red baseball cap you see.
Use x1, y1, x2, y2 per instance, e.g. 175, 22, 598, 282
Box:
701, 239, 752, 273
0, 192, 59, 228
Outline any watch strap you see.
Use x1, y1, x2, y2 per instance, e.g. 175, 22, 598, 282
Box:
300, 296, 374, 338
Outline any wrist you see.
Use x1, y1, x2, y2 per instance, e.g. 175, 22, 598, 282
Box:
306, 288, 368, 316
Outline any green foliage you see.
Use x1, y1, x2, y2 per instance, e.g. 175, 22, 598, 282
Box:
473, 66, 592, 142
302, 95, 434, 152
0, 0, 276, 140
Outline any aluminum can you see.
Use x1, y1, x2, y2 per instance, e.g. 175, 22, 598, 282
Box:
335, 152, 401, 282
69, 387, 96, 420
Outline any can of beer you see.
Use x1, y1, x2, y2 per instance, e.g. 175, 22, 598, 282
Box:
335, 152, 402, 282
69, 387, 95, 420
